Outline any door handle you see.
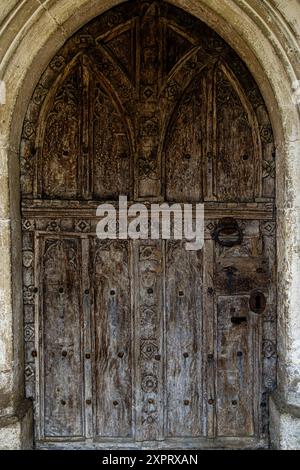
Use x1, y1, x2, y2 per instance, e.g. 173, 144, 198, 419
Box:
212, 218, 243, 247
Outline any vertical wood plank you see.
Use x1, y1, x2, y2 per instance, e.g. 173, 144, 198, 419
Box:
213, 67, 257, 202
41, 236, 84, 438
202, 238, 216, 437
41, 65, 83, 199
165, 74, 205, 202
165, 240, 203, 437
92, 239, 132, 438
216, 295, 257, 437
35, 233, 42, 441
204, 67, 215, 201
81, 57, 91, 199
134, 240, 164, 441
82, 237, 93, 437
136, 2, 163, 198
22, 229, 36, 401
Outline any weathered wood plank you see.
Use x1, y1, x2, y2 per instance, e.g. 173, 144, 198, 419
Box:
133, 241, 164, 441
216, 295, 258, 437
41, 237, 84, 438
165, 240, 203, 437
91, 239, 132, 437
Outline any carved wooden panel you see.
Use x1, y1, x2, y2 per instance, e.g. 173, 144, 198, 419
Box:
133, 241, 164, 441
23, 217, 276, 446
214, 67, 260, 202
41, 65, 83, 199
165, 74, 205, 202
216, 295, 258, 437
22, 225, 36, 399
92, 81, 131, 199
210, 218, 276, 438
21, 0, 277, 449
91, 239, 132, 437
40, 236, 84, 438
165, 240, 203, 437
20, 0, 275, 203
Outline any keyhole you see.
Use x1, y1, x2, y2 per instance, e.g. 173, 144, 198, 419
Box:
249, 291, 266, 314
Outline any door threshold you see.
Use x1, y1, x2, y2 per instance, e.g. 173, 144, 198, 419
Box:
35, 437, 269, 450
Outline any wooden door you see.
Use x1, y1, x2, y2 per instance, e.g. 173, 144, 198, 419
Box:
21, 0, 276, 449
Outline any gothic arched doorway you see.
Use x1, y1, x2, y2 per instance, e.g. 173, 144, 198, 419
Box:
20, 0, 276, 449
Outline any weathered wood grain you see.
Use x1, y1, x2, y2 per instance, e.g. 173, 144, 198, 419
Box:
20, 0, 277, 449
92, 239, 132, 437
165, 240, 203, 437
41, 237, 84, 438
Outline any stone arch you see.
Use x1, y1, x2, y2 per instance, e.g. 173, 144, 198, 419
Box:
0, 0, 299, 449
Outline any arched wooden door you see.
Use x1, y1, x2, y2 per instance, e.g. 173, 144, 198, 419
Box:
21, 0, 276, 449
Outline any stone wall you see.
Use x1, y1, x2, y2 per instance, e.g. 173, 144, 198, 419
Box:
0, 0, 300, 449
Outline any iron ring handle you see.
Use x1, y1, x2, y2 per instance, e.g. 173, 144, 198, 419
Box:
212, 221, 243, 247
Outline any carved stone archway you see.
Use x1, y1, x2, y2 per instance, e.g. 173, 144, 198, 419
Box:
0, 0, 300, 449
